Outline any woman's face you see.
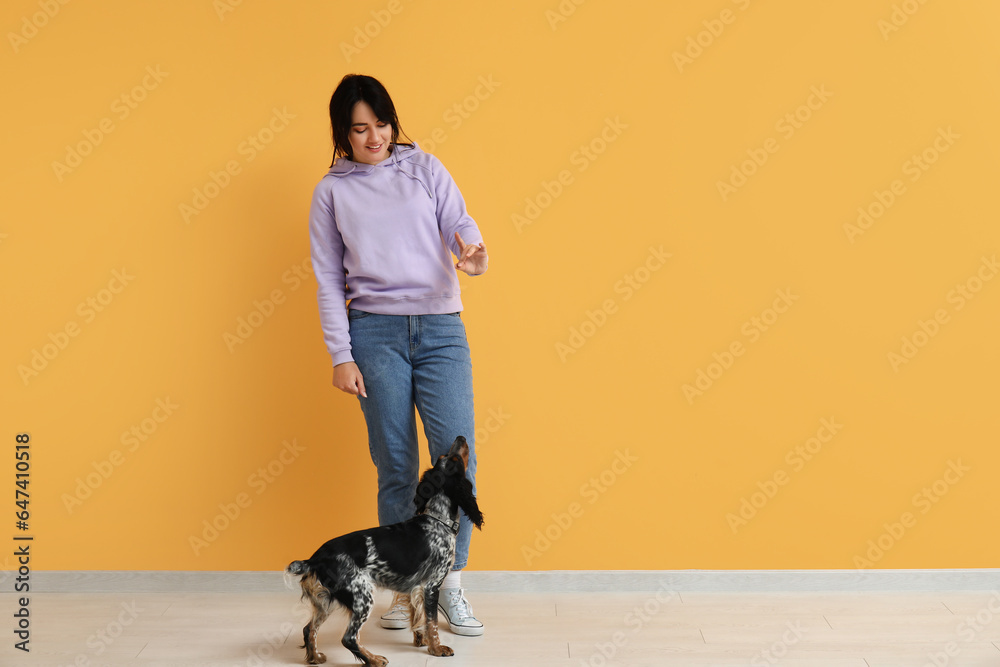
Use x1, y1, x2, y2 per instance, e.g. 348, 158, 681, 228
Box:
349, 101, 393, 165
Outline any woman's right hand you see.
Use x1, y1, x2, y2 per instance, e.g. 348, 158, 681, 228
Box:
333, 362, 367, 398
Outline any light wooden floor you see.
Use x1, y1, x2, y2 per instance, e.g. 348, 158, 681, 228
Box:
4, 588, 1000, 666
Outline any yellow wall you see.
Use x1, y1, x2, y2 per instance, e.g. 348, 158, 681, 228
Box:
3, 0, 999, 572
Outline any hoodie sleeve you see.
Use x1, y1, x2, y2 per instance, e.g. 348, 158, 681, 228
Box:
430, 155, 485, 266
308, 179, 354, 366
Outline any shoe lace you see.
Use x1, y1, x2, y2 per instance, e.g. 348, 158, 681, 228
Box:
388, 594, 409, 615
446, 588, 473, 619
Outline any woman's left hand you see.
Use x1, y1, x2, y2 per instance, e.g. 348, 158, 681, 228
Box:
455, 232, 488, 276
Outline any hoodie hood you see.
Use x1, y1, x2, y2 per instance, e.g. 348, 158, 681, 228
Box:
328, 143, 432, 198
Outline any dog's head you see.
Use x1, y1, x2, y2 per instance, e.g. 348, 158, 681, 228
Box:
414, 436, 484, 529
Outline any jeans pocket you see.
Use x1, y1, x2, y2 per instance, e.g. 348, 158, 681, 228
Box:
348, 309, 373, 321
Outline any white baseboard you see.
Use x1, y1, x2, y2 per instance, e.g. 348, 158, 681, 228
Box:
21, 569, 1000, 593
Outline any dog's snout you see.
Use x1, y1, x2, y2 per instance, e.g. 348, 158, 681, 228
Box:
448, 436, 470, 470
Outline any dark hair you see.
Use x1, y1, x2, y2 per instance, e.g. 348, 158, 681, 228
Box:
413, 458, 484, 530
328, 74, 413, 166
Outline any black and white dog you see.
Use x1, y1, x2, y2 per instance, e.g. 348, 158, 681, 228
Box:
285, 436, 483, 666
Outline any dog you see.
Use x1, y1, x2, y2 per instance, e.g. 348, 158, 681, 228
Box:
285, 436, 484, 666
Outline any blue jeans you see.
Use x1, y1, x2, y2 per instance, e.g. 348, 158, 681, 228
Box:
348, 309, 477, 570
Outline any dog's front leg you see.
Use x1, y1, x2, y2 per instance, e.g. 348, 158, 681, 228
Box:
422, 583, 454, 657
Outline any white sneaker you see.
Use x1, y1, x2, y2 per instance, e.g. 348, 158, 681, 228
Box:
380, 592, 410, 629
438, 587, 484, 636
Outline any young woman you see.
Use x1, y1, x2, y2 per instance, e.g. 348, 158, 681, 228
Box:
308, 74, 488, 636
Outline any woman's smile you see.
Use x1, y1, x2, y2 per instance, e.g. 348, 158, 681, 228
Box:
350, 100, 393, 164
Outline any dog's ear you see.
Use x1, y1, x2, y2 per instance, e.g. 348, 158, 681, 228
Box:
454, 477, 484, 530
414, 467, 444, 514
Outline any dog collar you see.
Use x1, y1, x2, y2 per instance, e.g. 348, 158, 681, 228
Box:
426, 514, 460, 534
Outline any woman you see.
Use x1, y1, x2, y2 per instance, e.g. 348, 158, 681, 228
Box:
308, 74, 488, 636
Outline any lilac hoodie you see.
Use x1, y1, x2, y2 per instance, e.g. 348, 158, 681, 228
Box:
309, 143, 484, 366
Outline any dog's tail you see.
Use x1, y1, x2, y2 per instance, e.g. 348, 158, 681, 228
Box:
283, 559, 310, 590
410, 585, 426, 631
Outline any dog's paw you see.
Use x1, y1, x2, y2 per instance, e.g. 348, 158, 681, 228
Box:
428, 644, 454, 657
412, 629, 427, 646
306, 650, 326, 664
367, 655, 388, 667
